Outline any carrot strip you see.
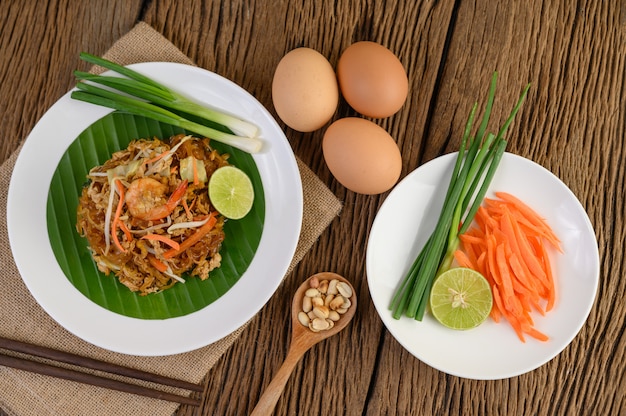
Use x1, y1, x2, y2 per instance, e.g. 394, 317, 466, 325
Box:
460, 233, 485, 247
490, 300, 502, 323
182, 198, 193, 220
538, 240, 557, 311
511, 217, 548, 285
144, 150, 169, 165
459, 237, 480, 268
529, 295, 546, 317
486, 234, 501, 286
495, 191, 562, 249
118, 220, 133, 242
516, 293, 533, 316
511, 210, 562, 252
456, 191, 562, 343
476, 252, 489, 282
494, 286, 525, 342
525, 326, 549, 342
454, 250, 474, 269
163, 212, 218, 259
500, 208, 521, 255
496, 243, 515, 305
141, 233, 181, 251
476, 205, 498, 233
508, 251, 534, 293
148, 255, 168, 273
492, 286, 505, 320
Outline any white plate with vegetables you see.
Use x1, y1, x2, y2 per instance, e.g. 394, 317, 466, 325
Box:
8, 61, 303, 356
366, 152, 599, 380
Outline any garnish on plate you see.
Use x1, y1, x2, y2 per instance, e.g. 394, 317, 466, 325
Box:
455, 192, 562, 342
429, 267, 493, 330
71, 53, 262, 153
389, 72, 530, 321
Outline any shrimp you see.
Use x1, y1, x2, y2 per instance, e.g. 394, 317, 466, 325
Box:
125, 177, 188, 221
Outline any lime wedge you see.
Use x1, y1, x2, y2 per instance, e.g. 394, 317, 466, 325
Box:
208, 166, 254, 219
429, 268, 493, 330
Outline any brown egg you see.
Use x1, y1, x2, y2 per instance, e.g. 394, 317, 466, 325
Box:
322, 118, 402, 194
337, 41, 408, 118
272, 48, 339, 132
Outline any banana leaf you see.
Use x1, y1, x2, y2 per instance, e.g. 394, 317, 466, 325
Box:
46, 112, 265, 319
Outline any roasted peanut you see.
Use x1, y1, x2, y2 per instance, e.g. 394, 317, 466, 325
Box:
310, 317, 330, 332
305, 288, 320, 298
298, 311, 310, 327
312, 305, 330, 319
299, 276, 353, 332
302, 296, 312, 313
329, 295, 345, 310
311, 296, 324, 307
324, 294, 335, 307
337, 282, 353, 298
327, 279, 339, 295
318, 279, 329, 294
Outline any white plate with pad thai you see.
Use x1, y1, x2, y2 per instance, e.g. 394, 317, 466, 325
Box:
8, 61, 302, 356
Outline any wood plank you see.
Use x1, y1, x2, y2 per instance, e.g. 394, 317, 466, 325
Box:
0, 0, 144, 165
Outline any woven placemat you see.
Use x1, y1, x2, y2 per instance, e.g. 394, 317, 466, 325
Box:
0, 22, 341, 416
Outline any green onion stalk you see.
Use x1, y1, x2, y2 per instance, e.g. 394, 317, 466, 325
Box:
390, 72, 530, 321
71, 53, 262, 154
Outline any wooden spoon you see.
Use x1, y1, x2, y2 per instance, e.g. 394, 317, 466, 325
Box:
250, 272, 357, 416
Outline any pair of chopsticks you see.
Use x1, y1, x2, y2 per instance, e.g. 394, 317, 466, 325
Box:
0, 336, 202, 406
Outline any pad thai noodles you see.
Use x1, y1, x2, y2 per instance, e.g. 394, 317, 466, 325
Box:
76, 134, 229, 295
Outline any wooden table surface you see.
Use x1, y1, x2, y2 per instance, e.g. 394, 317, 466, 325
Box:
1, 1, 624, 415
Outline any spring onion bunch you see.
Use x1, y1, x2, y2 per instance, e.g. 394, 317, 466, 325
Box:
71, 53, 262, 153
390, 72, 530, 321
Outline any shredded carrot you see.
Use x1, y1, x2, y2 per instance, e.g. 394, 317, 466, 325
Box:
141, 233, 181, 251
459, 233, 485, 247
475, 252, 489, 284
148, 255, 168, 273
144, 150, 169, 165
525, 326, 549, 342
494, 286, 525, 342
454, 250, 474, 269
163, 212, 218, 259
496, 243, 515, 308
538, 240, 557, 311
457, 192, 561, 343
486, 234, 501, 286
182, 197, 193, 220
507, 252, 535, 295
118, 220, 133, 243
495, 192, 562, 251
511, 218, 547, 285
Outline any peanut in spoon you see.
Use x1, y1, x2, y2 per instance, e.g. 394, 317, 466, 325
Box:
250, 272, 357, 416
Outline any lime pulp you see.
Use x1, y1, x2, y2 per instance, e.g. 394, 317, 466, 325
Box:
429, 267, 493, 330
208, 165, 254, 220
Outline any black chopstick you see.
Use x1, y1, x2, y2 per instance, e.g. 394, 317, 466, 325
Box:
0, 336, 202, 406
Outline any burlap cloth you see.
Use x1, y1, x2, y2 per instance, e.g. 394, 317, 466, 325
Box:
0, 22, 341, 416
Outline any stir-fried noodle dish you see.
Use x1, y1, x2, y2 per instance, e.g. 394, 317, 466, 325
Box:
77, 134, 229, 295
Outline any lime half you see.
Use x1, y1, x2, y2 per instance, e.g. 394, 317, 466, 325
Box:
208, 166, 254, 219
429, 268, 493, 330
